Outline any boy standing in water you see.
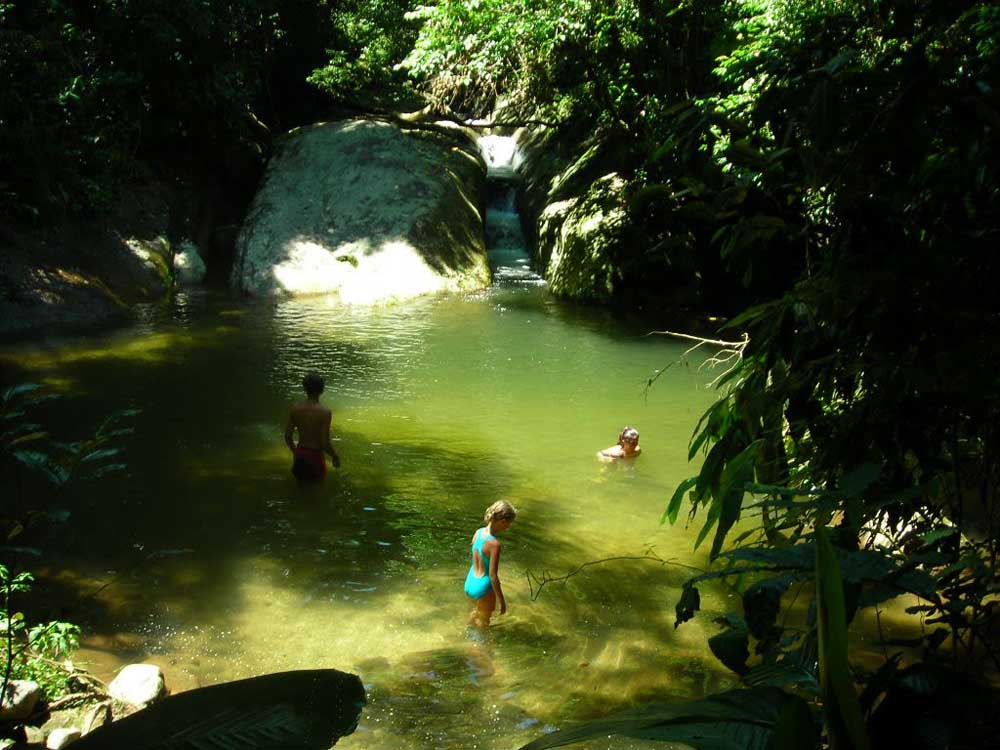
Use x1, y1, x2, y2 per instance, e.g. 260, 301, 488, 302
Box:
285, 372, 341, 480
465, 500, 517, 628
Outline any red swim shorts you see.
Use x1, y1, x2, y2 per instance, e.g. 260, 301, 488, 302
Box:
292, 446, 326, 481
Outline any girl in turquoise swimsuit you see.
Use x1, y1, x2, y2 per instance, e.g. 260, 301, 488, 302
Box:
464, 500, 517, 628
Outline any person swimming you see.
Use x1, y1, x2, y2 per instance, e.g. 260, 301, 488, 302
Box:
598, 426, 641, 459
464, 500, 517, 629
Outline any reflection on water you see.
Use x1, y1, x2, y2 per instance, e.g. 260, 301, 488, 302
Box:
2, 286, 864, 749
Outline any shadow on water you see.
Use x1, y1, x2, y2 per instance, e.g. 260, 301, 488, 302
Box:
492, 285, 725, 351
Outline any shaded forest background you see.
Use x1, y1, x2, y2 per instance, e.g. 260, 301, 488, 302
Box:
3, 0, 1000, 746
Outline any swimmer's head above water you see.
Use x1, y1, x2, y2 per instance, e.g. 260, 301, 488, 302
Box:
618, 426, 640, 448
599, 426, 641, 459
302, 372, 325, 397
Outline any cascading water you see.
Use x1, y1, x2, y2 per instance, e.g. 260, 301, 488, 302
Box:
478, 134, 545, 285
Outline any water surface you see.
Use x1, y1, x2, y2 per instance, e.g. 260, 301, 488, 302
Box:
3, 284, 912, 749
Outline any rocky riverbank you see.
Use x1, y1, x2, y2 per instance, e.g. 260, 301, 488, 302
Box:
514, 122, 704, 310
1, 664, 166, 749
1, 113, 494, 341
0, 180, 208, 342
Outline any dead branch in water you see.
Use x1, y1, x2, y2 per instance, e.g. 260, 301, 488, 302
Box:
643, 330, 750, 393
525, 551, 708, 601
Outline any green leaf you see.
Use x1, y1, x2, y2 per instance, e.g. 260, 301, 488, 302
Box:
2, 383, 44, 404
42, 508, 71, 523
838, 464, 880, 498
744, 661, 819, 692
676, 200, 719, 223
664, 476, 698, 525
725, 140, 769, 170
722, 545, 814, 569
697, 440, 729, 504
745, 484, 827, 497
708, 615, 750, 675
13, 450, 69, 485
81, 447, 122, 463
743, 575, 794, 639
90, 463, 127, 478
821, 49, 856, 75
710, 441, 759, 559
695, 500, 722, 551
723, 299, 785, 331
858, 653, 901, 713
0, 546, 42, 557
710, 477, 748, 560
71, 669, 365, 750
7, 430, 48, 448
519, 687, 800, 750
767, 693, 819, 750
716, 187, 748, 210
675, 585, 701, 628
919, 528, 957, 545
815, 526, 871, 750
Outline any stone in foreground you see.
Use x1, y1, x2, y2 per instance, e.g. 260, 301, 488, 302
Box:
108, 664, 166, 706
0, 679, 42, 721
46, 728, 82, 749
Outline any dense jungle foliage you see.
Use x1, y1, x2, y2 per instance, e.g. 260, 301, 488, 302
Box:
3, 0, 1000, 747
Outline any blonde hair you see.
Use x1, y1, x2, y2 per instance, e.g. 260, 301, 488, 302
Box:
484, 500, 517, 524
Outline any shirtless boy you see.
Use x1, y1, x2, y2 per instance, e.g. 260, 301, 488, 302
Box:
284, 372, 341, 480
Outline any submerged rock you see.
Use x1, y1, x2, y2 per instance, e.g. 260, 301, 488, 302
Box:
231, 118, 491, 302
108, 664, 166, 706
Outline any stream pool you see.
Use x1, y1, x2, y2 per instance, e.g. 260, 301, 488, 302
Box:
0, 283, 916, 749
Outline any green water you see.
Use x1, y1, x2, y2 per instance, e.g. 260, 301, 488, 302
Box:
3, 287, 775, 747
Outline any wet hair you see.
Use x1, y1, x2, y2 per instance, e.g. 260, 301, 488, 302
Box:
484, 500, 517, 524
619, 426, 640, 445
302, 372, 325, 396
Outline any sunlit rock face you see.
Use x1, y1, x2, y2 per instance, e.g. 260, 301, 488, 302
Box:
232, 119, 491, 302
514, 128, 624, 303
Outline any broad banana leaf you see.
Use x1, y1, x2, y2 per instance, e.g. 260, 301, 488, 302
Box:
71, 669, 365, 749
518, 686, 817, 750
815, 526, 871, 750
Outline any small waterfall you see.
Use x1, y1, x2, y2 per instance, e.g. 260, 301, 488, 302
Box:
478, 134, 544, 286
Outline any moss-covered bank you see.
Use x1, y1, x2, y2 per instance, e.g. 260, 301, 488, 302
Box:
516, 125, 703, 308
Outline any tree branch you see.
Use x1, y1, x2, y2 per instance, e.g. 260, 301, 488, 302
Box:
525, 551, 708, 601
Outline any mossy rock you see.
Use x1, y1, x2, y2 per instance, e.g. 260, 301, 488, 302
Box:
545, 173, 628, 303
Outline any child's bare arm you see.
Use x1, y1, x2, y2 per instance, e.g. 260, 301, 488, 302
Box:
284, 408, 296, 453
323, 411, 341, 467
489, 541, 506, 614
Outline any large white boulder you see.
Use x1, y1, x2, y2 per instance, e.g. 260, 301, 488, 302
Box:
231, 118, 491, 302
108, 664, 165, 705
